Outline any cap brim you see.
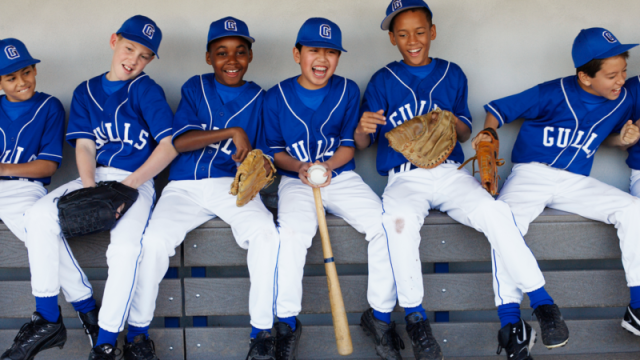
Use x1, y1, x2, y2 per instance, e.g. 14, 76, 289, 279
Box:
120, 33, 159, 59
0, 59, 40, 77
298, 40, 347, 52
207, 35, 256, 50
380, 5, 426, 30
595, 43, 639, 61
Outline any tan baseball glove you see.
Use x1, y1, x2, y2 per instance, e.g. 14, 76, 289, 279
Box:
230, 149, 276, 207
458, 128, 505, 196
385, 108, 457, 169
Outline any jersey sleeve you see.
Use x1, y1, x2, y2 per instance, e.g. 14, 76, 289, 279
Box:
66, 84, 96, 147
138, 82, 174, 142
339, 82, 360, 148
484, 85, 541, 128
453, 72, 472, 131
263, 90, 287, 154
360, 74, 388, 145
172, 78, 205, 144
37, 99, 65, 165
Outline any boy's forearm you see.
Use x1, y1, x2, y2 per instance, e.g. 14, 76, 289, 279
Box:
324, 146, 355, 170
483, 112, 501, 130
354, 132, 371, 150
0, 160, 58, 179
121, 137, 178, 189
76, 139, 97, 187
274, 152, 304, 173
173, 128, 238, 153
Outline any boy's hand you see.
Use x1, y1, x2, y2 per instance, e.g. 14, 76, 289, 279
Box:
231, 128, 252, 162
472, 131, 494, 150
298, 161, 332, 188
620, 120, 640, 146
356, 110, 386, 134
264, 157, 274, 174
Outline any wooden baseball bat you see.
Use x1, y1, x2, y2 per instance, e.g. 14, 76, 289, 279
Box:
313, 187, 353, 356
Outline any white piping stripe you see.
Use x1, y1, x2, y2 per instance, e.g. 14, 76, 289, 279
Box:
66, 131, 95, 137
428, 61, 450, 112
154, 128, 172, 140
270, 146, 286, 149
0, 127, 6, 155
486, 104, 504, 127
319, 78, 347, 160
9, 96, 53, 164
38, 153, 62, 158
458, 115, 472, 128
549, 78, 581, 167
385, 66, 418, 115
279, 82, 311, 163
194, 75, 214, 180
96, 150, 105, 161
87, 81, 103, 111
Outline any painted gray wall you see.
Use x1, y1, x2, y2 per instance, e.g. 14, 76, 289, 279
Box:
1, 0, 638, 194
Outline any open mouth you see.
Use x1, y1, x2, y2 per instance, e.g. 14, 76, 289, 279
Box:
612, 88, 621, 96
122, 64, 133, 74
224, 69, 240, 78
312, 66, 327, 77
17, 87, 30, 93
407, 49, 421, 56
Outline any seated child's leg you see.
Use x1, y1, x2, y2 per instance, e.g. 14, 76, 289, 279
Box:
127, 181, 214, 337
275, 176, 322, 319
0, 181, 46, 242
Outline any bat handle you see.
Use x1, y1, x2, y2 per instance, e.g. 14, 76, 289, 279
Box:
313, 187, 353, 356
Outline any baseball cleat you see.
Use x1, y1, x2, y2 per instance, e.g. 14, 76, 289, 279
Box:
123, 334, 158, 360
360, 308, 404, 360
405, 312, 443, 360
274, 318, 302, 360
88, 343, 118, 360
1, 310, 66, 360
532, 304, 569, 349
622, 305, 640, 336
247, 330, 276, 360
77, 308, 100, 348
496, 319, 536, 360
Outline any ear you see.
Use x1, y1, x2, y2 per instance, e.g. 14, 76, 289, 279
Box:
109, 33, 118, 50
293, 46, 301, 64
430, 24, 437, 40
247, 48, 253, 64
577, 71, 592, 87
388, 31, 397, 46
205, 50, 212, 66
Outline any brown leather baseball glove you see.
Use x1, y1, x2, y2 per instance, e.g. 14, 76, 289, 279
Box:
459, 128, 505, 196
385, 108, 457, 169
230, 149, 276, 207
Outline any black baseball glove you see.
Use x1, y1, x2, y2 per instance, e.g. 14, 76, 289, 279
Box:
57, 181, 139, 239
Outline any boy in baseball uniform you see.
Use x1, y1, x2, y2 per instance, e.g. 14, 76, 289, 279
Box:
263, 17, 395, 360
0, 38, 67, 359
2, 16, 178, 360
356, 1, 567, 359
620, 77, 640, 199
127, 17, 281, 360
476, 27, 640, 356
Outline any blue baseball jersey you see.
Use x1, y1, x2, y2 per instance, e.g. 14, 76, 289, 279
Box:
361, 59, 472, 176
263, 75, 360, 178
169, 74, 268, 180
66, 73, 173, 172
486, 76, 631, 176
623, 75, 640, 170
0, 92, 65, 185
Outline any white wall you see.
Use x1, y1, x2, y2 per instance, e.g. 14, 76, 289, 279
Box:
1, 0, 638, 194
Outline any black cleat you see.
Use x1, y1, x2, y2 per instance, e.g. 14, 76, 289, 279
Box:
88, 343, 118, 360
123, 334, 159, 360
1, 310, 66, 360
622, 305, 640, 336
274, 318, 302, 360
77, 308, 100, 348
405, 312, 443, 360
360, 308, 404, 360
532, 304, 569, 349
247, 330, 275, 360
496, 319, 536, 360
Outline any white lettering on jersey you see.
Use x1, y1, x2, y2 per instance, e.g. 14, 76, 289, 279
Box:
12, 147, 23, 164
388, 112, 399, 127
543, 127, 554, 147
1, 151, 10, 163
207, 126, 221, 149
290, 141, 310, 162
28, 154, 37, 162
123, 123, 134, 145
390, 102, 433, 129
582, 133, 598, 156
104, 123, 120, 142
315, 138, 336, 159
220, 139, 233, 155
557, 128, 570, 147
94, 127, 109, 149
134, 130, 149, 150
418, 100, 427, 116
570, 131, 585, 148
541, 127, 597, 155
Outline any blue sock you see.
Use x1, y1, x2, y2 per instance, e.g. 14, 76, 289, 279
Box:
630, 286, 640, 309
95, 328, 118, 347
278, 316, 297, 331
373, 310, 391, 324
35, 296, 60, 323
127, 325, 149, 343
404, 304, 427, 320
72, 297, 96, 314
497, 303, 521, 328
527, 286, 554, 309
250, 326, 271, 339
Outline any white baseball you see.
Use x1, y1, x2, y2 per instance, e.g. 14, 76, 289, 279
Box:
308, 165, 328, 185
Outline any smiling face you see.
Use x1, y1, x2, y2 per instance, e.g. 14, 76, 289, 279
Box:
293, 45, 340, 90
107, 34, 155, 81
0, 65, 37, 102
578, 56, 627, 100
206, 36, 253, 87
389, 9, 436, 67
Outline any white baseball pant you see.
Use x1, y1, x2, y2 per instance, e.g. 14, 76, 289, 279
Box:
25, 166, 155, 333
383, 163, 546, 307
128, 177, 280, 330
630, 169, 640, 197
0, 180, 46, 242
276, 170, 396, 317
498, 163, 640, 300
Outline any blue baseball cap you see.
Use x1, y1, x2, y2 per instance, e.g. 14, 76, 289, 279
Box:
207, 17, 255, 50
0, 38, 40, 76
572, 27, 637, 68
296, 18, 347, 53
117, 15, 162, 59
381, 0, 432, 31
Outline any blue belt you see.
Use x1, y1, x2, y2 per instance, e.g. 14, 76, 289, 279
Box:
0, 177, 43, 185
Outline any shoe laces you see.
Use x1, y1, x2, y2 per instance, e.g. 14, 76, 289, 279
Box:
246, 336, 274, 360
409, 320, 435, 349
13, 320, 43, 349
380, 322, 405, 351
275, 331, 295, 359
122, 338, 156, 360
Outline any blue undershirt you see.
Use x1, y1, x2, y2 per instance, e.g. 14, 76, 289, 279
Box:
401, 58, 436, 79
1, 95, 37, 121
215, 78, 248, 104
101, 74, 126, 96
576, 78, 608, 112
294, 78, 330, 111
